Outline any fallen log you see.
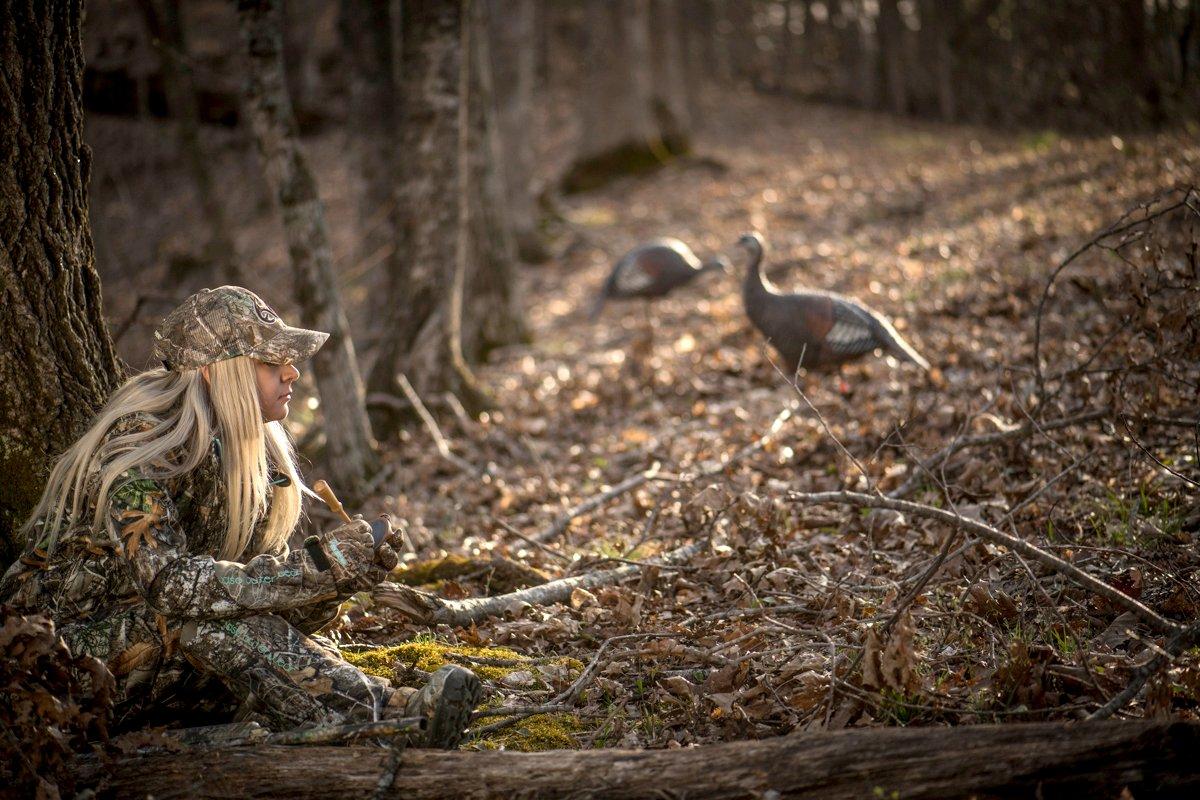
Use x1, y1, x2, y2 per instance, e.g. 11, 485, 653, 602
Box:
76, 720, 1200, 799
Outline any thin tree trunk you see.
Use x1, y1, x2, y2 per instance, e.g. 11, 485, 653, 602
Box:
0, 0, 123, 561
485, 0, 548, 264
877, 0, 907, 114
236, 0, 378, 491
777, 0, 794, 91
652, 0, 692, 133
468, 0, 528, 353
136, 0, 244, 288
919, 0, 956, 121
77, 720, 1200, 799
338, 0, 405, 319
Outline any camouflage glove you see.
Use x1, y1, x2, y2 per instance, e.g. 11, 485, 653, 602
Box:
318, 519, 392, 595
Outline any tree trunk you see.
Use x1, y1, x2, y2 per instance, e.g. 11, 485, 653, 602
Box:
562, 0, 689, 193
651, 0, 693, 133
338, 0, 405, 319
776, 0, 795, 92
136, 0, 244, 289
0, 0, 123, 562
236, 0, 378, 491
919, 0, 956, 121
366, 0, 525, 433
76, 720, 1200, 799
468, 0, 528, 353
876, 0, 907, 114
485, 0, 548, 264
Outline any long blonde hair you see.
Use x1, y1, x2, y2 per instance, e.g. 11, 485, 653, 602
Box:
23, 356, 302, 561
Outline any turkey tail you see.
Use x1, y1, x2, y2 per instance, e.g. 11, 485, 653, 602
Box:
888, 331, 931, 371
874, 316, 931, 371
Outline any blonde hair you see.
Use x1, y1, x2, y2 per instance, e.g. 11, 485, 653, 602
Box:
23, 356, 302, 561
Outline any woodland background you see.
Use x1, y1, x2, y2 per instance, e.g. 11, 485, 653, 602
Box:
3, 1, 1200, 797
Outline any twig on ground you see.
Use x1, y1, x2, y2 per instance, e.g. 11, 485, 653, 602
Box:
396, 373, 484, 477
786, 490, 1180, 634
889, 408, 1109, 499
1089, 617, 1200, 720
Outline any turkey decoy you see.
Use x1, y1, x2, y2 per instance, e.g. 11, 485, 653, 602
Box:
589, 238, 729, 320
737, 232, 931, 378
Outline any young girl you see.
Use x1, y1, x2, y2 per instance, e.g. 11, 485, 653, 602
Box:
0, 286, 480, 748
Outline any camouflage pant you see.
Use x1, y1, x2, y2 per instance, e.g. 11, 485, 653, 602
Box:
60, 605, 403, 731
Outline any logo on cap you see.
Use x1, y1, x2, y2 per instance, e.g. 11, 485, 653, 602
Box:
254, 299, 278, 325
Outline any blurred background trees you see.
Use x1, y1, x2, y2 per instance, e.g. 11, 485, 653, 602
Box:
8, 0, 1194, 540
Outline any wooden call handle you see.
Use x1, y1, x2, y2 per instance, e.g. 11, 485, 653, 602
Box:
312, 479, 352, 523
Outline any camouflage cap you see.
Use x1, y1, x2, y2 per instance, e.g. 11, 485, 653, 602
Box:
153, 286, 329, 370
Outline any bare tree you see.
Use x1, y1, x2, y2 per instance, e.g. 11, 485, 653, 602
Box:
136, 0, 244, 288
236, 0, 378, 491
0, 0, 123, 559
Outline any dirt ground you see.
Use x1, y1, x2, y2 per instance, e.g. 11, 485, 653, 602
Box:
88, 88, 1200, 749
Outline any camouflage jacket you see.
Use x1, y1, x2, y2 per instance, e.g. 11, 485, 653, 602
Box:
0, 414, 342, 629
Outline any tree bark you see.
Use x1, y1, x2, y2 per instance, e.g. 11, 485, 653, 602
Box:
468, 0, 529, 352
338, 0, 405, 318
485, 0, 548, 263
236, 0, 378, 491
562, 0, 690, 193
876, 0, 907, 114
919, 0, 956, 121
365, 0, 525, 434
0, 0, 123, 561
136, 0, 245, 288
77, 720, 1200, 799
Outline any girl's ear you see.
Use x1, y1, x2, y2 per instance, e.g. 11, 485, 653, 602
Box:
200, 365, 211, 385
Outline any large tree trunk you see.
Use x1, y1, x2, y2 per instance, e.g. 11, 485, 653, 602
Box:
562, 0, 689, 193
876, 0, 907, 114
338, 0, 405, 319
366, 0, 525, 434
485, 0, 548, 264
236, 0, 378, 492
77, 720, 1200, 799
136, 0, 244, 289
0, 0, 123, 562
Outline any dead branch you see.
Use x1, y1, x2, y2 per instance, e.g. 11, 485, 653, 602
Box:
889, 407, 1109, 499
529, 403, 795, 544
1033, 187, 1198, 404
373, 541, 705, 626
787, 490, 1180, 634
76, 720, 1200, 799
1089, 617, 1200, 720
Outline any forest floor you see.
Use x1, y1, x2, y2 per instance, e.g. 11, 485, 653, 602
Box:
90, 89, 1200, 751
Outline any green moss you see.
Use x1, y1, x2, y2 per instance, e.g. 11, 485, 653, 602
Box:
560, 135, 691, 195
343, 637, 527, 683
473, 711, 584, 752
344, 639, 586, 751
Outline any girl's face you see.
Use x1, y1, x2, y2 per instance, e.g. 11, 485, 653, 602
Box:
254, 359, 300, 422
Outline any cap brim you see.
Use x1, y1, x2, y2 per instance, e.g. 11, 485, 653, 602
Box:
249, 326, 330, 365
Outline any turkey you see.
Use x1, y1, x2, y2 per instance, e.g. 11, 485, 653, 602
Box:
737, 232, 931, 377
589, 238, 729, 320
